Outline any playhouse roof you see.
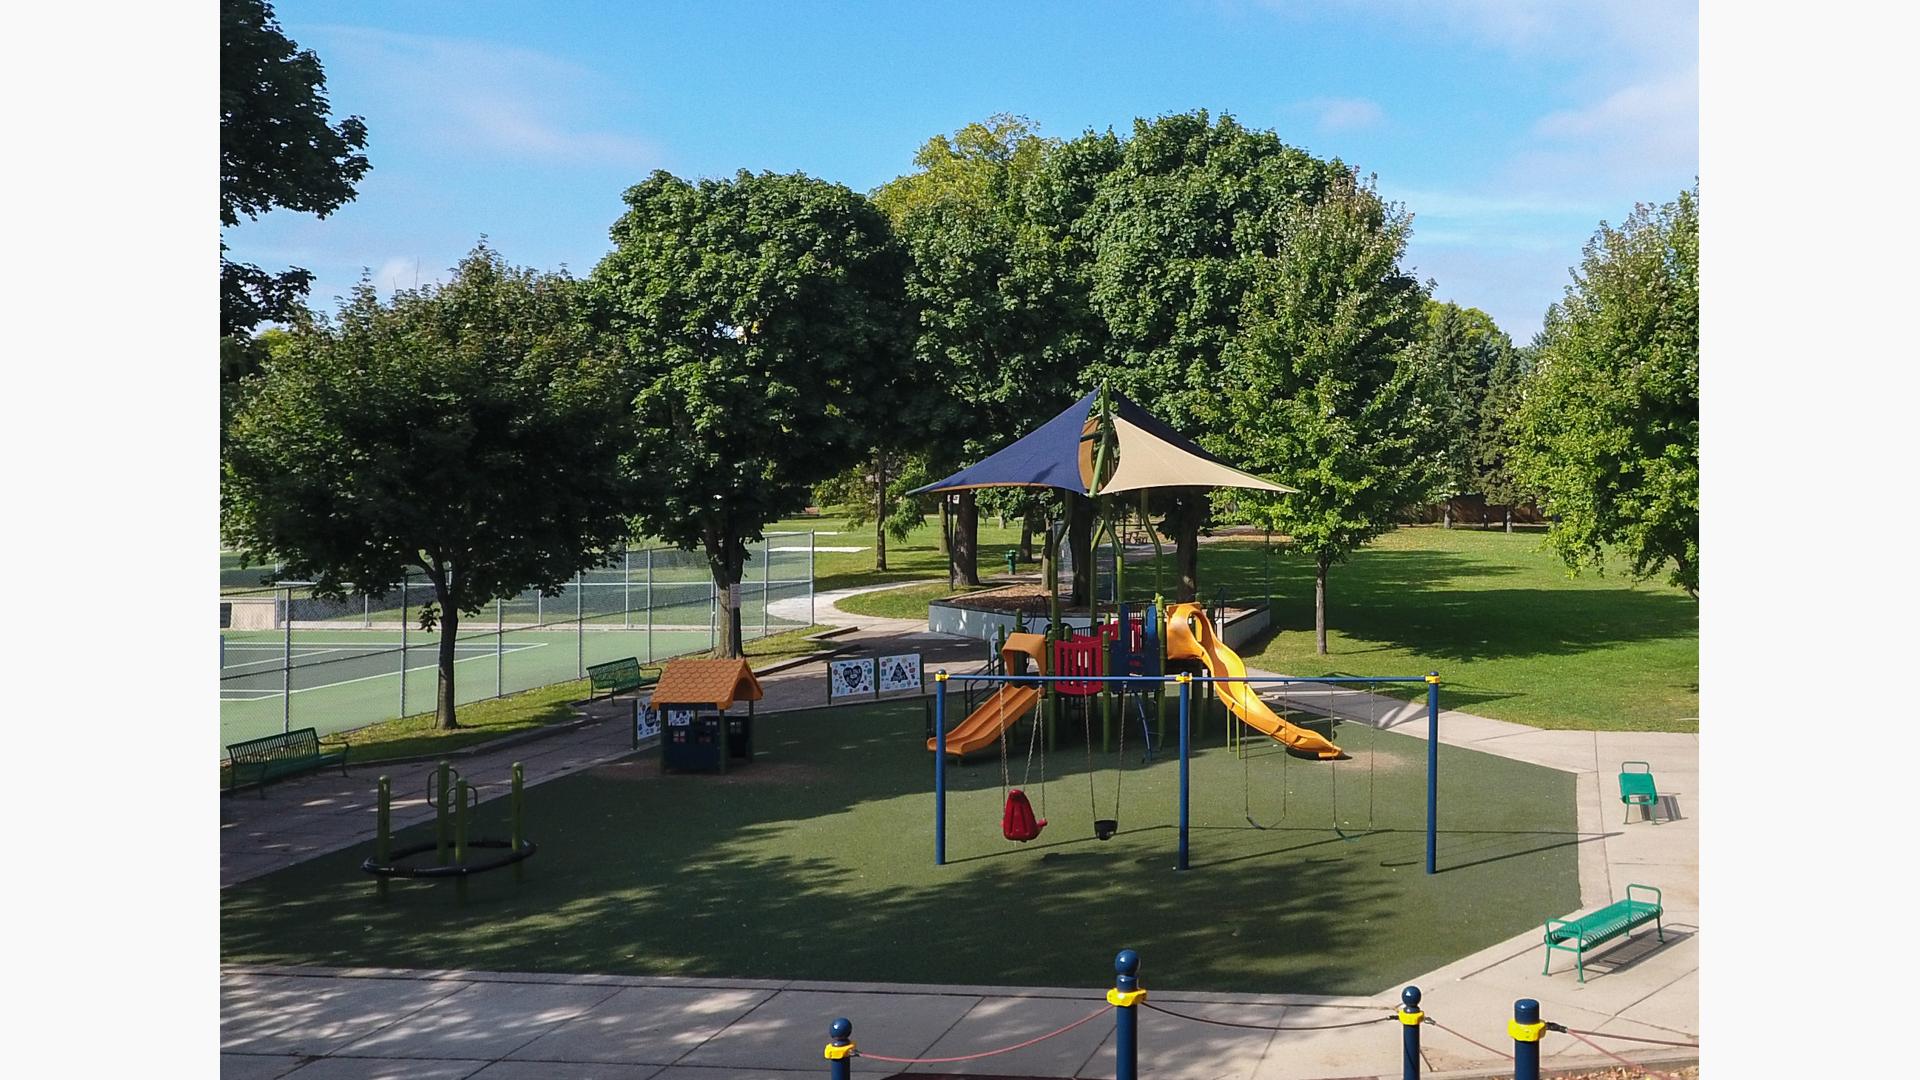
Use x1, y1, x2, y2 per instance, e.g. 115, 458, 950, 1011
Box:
650, 659, 763, 710
910, 390, 1295, 497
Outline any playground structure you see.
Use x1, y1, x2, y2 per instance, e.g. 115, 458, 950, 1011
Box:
361, 760, 536, 899
651, 658, 762, 773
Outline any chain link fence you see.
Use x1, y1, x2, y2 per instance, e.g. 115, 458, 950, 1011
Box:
219, 534, 817, 751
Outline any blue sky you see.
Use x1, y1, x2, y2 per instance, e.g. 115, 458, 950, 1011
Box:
225, 0, 1698, 340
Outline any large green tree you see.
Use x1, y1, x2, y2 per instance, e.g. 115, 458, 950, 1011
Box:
222, 246, 638, 729
221, 0, 370, 339
1223, 175, 1440, 653
1513, 186, 1699, 594
590, 170, 914, 656
1067, 112, 1348, 600
877, 116, 1085, 587
1420, 300, 1523, 522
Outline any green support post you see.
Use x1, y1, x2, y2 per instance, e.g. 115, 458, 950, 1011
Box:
511, 761, 526, 882
375, 775, 391, 900
1155, 595, 1168, 747
454, 776, 471, 903
434, 760, 451, 865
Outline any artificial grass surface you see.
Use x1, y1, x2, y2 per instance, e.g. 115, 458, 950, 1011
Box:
222, 698, 1580, 995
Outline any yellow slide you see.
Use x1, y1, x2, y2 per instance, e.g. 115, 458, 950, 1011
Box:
927, 632, 1049, 758
1164, 602, 1342, 760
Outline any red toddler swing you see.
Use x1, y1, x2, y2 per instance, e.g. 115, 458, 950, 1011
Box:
999, 696, 1048, 842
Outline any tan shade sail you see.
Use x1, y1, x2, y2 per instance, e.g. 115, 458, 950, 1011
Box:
1098, 414, 1297, 495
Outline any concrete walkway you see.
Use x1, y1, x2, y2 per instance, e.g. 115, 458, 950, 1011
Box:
223, 600, 1697, 1077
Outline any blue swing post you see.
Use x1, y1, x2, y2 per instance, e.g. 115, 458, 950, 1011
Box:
1176, 674, 1192, 871
934, 672, 948, 866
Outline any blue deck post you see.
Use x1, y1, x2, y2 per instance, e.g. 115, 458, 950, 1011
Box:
825, 1017, 853, 1079
934, 672, 948, 866
1177, 675, 1191, 871
1511, 999, 1543, 1080
1398, 986, 1422, 1080
1426, 672, 1440, 875
1111, 949, 1142, 1080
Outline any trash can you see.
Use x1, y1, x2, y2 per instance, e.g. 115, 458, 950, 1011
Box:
1005, 549, 1018, 575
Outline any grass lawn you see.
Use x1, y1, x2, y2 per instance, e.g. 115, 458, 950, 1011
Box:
826, 526, 1697, 733
837, 581, 995, 619
757, 511, 1032, 591
222, 698, 1579, 995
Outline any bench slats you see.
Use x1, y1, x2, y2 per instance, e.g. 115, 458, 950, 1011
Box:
225, 727, 347, 795
1543, 884, 1664, 982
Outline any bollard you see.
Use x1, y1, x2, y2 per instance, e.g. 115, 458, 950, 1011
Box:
824, 1017, 854, 1080
1109, 949, 1144, 1080
511, 761, 526, 882
375, 775, 391, 900
1510, 998, 1544, 1080
1005, 548, 1017, 575
1398, 986, 1422, 1080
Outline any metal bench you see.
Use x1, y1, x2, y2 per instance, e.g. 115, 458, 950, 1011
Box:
225, 727, 348, 796
1618, 760, 1665, 823
586, 656, 657, 700
1543, 884, 1664, 982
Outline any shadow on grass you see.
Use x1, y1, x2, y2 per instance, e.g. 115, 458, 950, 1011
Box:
222, 700, 1581, 997
1185, 547, 1696, 665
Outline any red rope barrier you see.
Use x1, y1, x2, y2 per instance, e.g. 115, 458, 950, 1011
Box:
855, 1003, 1112, 1064
1562, 1029, 1684, 1079
1427, 1017, 1513, 1061
1560, 1026, 1699, 1049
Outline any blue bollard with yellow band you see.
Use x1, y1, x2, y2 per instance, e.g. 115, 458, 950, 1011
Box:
1510, 998, 1545, 1080
1110, 949, 1145, 1080
824, 1017, 854, 1079
1398, 985, 1423, 1080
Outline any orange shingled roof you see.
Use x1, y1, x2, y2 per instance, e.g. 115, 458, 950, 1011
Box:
649, 659, 763, 710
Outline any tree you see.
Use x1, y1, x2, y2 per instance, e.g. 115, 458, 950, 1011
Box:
1223, 174, 1440, 654
1069, 111, 1349, 600
221, 0, 370, 337
877, 116, 1083, 588
1512, 186, 1699, 595
1473, 340, 1534, 530
590, 170, 914, 656
221, 246, 638, 729
1419, 300, 1522, 524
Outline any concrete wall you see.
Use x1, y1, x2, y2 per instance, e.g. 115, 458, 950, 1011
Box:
928, 596, 1272, 650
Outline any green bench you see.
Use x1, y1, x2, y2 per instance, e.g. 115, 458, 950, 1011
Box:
1618, 760, 1665, 823
225, 727, 348, 796
1543, 884, 1665, 982
587, 656, 658, 700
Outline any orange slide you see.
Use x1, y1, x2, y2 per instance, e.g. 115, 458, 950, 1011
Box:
1164, 602, 1342, 760
927, 632, 1048, 758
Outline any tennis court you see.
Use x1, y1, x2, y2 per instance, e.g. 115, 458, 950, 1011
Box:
219, 626, 709, 748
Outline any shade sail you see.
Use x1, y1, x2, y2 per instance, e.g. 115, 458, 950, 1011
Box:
910, 391, 1296, 497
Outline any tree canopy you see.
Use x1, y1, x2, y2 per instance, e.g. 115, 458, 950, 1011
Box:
221, 245, 637, 728
589, 170, 914, 655
1222, 174, 1438, 652
1512, 185, 1699, 595
221, 0, 370, 337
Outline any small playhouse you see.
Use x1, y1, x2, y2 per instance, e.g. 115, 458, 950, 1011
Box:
650, 658, 762, 773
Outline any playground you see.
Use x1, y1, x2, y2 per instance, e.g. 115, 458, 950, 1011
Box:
221, 694, 1580, 996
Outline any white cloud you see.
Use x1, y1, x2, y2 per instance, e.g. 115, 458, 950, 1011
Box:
1302, 96, 1385, 132
310, 25, 663, 170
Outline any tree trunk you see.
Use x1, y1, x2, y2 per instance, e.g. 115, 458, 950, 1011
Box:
704, 530, 746, 659
1504, 507, 1512, 533
1018, 516, 1035, 561
1442, 502, 1452, 529
873, 452, 888, 571
1315, 551, 1330, 656
1165, 486, 1205, 603
952, 490, 981, 587
429, 567, 460, 730
1067, 491, 1095, 605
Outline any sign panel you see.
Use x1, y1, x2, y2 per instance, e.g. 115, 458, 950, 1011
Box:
877, 653, 923, 693
828, 658, 876, 699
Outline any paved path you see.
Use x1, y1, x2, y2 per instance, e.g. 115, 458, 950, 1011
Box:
223, 603, 1697, 1077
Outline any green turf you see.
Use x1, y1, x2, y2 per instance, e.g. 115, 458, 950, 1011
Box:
825, 526, 1698, 733
221, 697, 1580, 995
837, 581, 995, 619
